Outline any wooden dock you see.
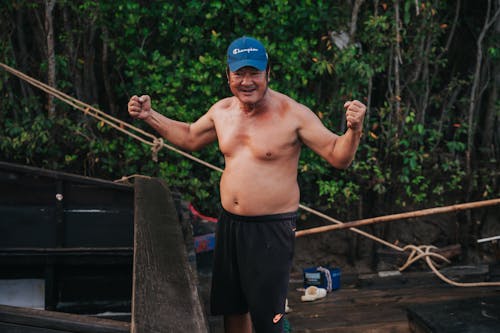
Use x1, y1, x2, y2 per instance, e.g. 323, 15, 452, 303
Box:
284, 270, 500, 332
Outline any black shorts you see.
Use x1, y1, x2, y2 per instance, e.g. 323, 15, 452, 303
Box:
210, 208, 297, 333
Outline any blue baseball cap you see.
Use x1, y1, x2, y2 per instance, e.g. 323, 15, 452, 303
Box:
227, 36, 268, 72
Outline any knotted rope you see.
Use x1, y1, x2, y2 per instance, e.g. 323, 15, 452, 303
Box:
151, 137, 164, 162
400, 245, 498, 287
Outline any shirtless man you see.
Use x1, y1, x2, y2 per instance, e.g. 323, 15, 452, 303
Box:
128, 36, 366, 333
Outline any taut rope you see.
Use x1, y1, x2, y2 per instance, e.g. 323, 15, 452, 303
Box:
1, 62, 499, 287
0, 62, 223, 173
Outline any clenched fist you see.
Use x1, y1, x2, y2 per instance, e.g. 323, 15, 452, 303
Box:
128, 95, 152, 120
343, 100, 366, 132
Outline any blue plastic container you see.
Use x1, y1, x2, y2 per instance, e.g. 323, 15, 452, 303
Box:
303, 266, 341, 290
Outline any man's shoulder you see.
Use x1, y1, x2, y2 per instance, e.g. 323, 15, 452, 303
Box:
271, 89, 312, 115
210, 96, 235, 113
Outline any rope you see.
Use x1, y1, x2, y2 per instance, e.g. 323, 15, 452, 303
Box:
316, 266, 333, 292
301, 203, 500, 287
114, 174, 152, 184
400, 245, 499, 287
151, 137, 164, 162
0, 62, 224, 173
1, 61, 498, 288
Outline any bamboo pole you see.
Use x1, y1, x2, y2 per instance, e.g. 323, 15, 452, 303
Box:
477, 235, 500, 243
296, 198, 500, 237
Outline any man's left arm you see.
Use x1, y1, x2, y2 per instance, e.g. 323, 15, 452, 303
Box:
330, 100, 366, 168
298, 100, 366, 169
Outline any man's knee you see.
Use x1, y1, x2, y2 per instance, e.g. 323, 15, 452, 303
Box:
224, 313, 252, 333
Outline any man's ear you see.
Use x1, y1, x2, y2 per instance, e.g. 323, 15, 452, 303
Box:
226, 67, 230, 84
266, 65, 271, 82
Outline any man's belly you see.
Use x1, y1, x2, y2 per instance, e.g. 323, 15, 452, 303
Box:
219, 169, 300, 216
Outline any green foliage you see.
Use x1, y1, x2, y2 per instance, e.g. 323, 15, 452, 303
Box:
0, 1, 498, 217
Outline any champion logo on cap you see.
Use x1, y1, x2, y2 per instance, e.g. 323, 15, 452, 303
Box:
232, 47, 259, 55
227, 36, 268, 72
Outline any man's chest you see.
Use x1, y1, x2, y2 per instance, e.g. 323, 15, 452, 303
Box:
215, 113, 300, 160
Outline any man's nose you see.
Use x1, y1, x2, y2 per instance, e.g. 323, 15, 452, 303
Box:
241, 73, 252, 84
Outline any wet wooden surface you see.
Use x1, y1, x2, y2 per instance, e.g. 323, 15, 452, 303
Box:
407, 295, 500, 333
285, 270, 500, 333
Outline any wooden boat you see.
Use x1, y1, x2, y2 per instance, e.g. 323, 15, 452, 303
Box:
0, 161, 208, 332
0, 161, 134, 317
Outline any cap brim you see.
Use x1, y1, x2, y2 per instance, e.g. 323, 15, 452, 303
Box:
228, 59, 267, 72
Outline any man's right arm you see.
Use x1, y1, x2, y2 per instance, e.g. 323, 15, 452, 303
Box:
128, 95, 217, 151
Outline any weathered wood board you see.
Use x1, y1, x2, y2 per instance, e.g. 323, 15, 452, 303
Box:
0, 304, 129, 333
132, 177, 208, 333
407, 296, 500, 333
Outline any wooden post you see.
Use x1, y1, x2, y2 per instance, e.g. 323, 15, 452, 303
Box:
132, 178, 207, 333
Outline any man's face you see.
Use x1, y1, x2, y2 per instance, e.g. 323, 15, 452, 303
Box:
228, 66, 269, 106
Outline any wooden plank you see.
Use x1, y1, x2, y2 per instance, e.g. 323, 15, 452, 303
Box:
0, 161, 133, 191
132, 177, 207, 333
294, 322, 410, 333
407, 296, 500, 333
0, 247, 133, 267
0, 305, 129, 333
0, 322, 65, 333
286, 271, 500, 333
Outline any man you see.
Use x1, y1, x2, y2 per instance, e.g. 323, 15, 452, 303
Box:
128, 36, 366, 333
